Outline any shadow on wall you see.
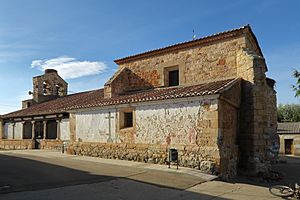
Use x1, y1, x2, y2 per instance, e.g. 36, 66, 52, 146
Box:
0, 153, 229, 200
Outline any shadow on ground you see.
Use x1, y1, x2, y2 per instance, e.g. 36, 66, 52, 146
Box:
0, 153, 228, 200
228, 155, 300, 188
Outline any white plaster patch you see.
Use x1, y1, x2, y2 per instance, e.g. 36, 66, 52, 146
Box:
75, 109, 116, 142
135, 100, 214, 145
14, 122, 23, 139
5, 123, 14, 139
60, 119, 70, 140
4, 123, 9, 139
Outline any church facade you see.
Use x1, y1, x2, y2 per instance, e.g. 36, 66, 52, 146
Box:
0, 25, 277, 179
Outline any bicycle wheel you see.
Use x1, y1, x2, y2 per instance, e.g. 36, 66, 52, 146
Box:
269, 185, 295, 197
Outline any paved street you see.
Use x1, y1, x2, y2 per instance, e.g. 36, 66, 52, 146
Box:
0, 150, 297, 200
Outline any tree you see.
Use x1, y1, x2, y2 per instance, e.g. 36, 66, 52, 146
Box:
277, 104, 300, 122
292, 70, 300, 98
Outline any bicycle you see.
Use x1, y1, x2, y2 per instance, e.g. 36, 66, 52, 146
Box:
269, 183, 300, 199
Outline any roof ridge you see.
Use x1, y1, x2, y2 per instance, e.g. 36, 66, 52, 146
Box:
114, 25, 252, 64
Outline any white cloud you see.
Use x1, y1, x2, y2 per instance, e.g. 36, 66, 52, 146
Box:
31, 56, 107, 79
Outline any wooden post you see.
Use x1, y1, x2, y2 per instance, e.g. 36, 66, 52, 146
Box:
56, 119, 61, 140
12, 123, 15, 140
31, 121, 35, 139
21, 121, 26, 139
0, 119, 4, 139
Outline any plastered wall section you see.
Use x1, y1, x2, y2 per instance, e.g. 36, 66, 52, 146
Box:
75, 109, 117, 142
60, 119, 70, 140
14, 122, 22, 139
135, 100, 201, 145
3, 122, 23, 139
135, 98, 220, 155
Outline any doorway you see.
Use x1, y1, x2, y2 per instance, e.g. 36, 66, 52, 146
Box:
34, 121, 44, 149
284, 139, 293, 155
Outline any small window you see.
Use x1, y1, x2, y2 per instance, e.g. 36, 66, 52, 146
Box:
124, 112, 133, 128
163, 65, 180, 87
27, 102, 31, 108
168, 70, 179, 86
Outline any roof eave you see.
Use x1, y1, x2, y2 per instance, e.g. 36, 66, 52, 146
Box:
114, 25, 262, 65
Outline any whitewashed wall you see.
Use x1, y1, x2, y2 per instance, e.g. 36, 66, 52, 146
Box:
3, 122, 23, 139
4, 123, 10, 139
76, 109, 117, 142
4, 123, 14, 139
60, 119, 70, 140
14, 122, 23, 139
135, 99, 217, 145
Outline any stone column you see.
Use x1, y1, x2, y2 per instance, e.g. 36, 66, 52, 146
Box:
21, 121, 26, 139
43, 121, 47, 140
31, 121, 35, 139
56, 119, 61, 140
69, 113, 76, 142
12, 123, 16, 140
0, 119, 4, 139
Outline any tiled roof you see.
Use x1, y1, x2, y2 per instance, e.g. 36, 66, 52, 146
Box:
277, 122, 300, 134
2, 78, 237, 119
114, 25, 263, 64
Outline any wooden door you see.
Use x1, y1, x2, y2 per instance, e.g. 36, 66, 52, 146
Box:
285, 139, 293, 154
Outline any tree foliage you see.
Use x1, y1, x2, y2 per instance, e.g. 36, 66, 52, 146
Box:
277, 104, 300, 122
292, 70, 300, 98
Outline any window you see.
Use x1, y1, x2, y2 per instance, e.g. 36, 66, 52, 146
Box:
168, 70, 179, 86
163, 65, 180, 87
124, 112, 133, 128
119, 109, 134, 129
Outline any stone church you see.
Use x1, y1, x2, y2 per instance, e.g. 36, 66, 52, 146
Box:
0, 25, 277, 179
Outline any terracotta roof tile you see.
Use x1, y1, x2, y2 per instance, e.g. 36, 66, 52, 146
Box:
2, 78, 237, 119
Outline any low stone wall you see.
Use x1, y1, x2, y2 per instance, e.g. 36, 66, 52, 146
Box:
40, 139, 63, 150
67, 142, 221, 176
0, 139, 34, 150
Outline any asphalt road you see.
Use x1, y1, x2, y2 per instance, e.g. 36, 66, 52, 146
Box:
0, 150, 207, 199
0, 150, 298, 200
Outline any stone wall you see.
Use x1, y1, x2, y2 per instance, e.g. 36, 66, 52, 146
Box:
104, 67, 154, 98
237, 48, 277, 174
40, 139, 63, 150
69, 96, 243, 178
218, 80, 241, 179
0, 139, 34, 150
33, 69, 68, 103
117, 37, 246, 89
67, 142, 218, 175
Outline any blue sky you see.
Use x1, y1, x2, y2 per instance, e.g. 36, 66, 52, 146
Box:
0, 0, 299, 114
